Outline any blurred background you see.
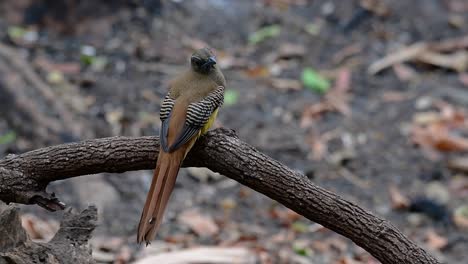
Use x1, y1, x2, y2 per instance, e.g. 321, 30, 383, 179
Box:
0, 0, 467, 263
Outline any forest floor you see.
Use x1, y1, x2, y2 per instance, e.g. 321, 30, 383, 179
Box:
0, 0, 467, 263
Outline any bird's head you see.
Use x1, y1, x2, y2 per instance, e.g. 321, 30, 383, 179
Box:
190, 47, 217, 75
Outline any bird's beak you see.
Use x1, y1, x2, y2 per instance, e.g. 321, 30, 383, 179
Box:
206, 56, 217, 67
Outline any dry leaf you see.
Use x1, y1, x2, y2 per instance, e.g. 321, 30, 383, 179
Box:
412, 124, 468, 152
277, 43, 306, 60
300, 103, 330, 128
335, 256, 358, 264
425, 229, 448, 250
446, 0, 468, 12
411, 103, 468, 153
301, 68, 352, 127
326, 69, 352, 116
244, 66, 270, 78
21, 214, 59, 242
449, 176, 468, 198
178, 209, 219, 237
360, 0, 390, 17
447, 156, 468, 172
388, 185, 410, 209
460, 73, 468, 87
270, 78, 302, 91
269, 207, 302, 225
453, 205, 468, 229
381, 91, 413, 102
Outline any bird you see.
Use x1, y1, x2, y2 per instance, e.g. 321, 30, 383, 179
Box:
137, 47, 226, 244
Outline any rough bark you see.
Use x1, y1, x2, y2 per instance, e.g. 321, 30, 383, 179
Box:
0, 205, 97, 264
0, 128, 439, 264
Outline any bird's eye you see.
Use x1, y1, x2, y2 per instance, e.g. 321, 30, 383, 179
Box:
191, 56, 204, 66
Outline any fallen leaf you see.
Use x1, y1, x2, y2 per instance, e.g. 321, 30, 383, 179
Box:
425, 229, 448, 250
47, 71, 65, 84
388, 185, 410, 209
301, 68, 331, 93
449, 176, 468, 198
447, 156, 468, 172
412, 112, 441, 125
411, 103, 468, 153
459, 73, 468, 87
304, 22, 322, 35
453, 205, 468, 229
21, 214, 59, 242
249, 25, 281, 45
335, 256, 359, 264
224, 89, 239, 106
270, 207, 302, 225
300, 103, 330, 128
291, 221, 309, 233
292, 240, 312, 257
135, 247, 255, 264
325, 69, 352, 115
381, 91, 413, 102
270, 78, 302, 91
178, 209, 219, 237
0, 131, 16, 145
277, 43, 306, 60
446, 0, 468, 12
412, 124, 468, 152
244, 66, 270, 78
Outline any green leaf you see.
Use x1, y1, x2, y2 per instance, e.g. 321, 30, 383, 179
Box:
304, 23, 321, 35
291, 221, 308, 233
301, 67, 330, 93
0, 131, 16, 145
80, 54, 94, 66
91, 56, 108, 71
292, 242, 312, 256
224, 89, 239, 106
7, 26, 26, 39
249, 25, 281, 44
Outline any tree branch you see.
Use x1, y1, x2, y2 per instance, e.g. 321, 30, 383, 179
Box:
0, 128, 439, 264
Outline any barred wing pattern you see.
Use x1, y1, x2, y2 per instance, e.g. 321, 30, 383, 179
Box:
160, 93, 175, 122
186, 86, 225, 127
160, 86, 225, 152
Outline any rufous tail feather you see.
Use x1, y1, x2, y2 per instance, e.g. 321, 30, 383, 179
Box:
137, 149, 185, 244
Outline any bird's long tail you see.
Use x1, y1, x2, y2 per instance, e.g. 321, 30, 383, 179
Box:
137, 148, 185, 244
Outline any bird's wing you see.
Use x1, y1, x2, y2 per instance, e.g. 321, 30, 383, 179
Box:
161, 86, 225, 152
159, 92, 175, 152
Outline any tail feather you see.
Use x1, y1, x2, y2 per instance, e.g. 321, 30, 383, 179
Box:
137, 149, 184, 244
